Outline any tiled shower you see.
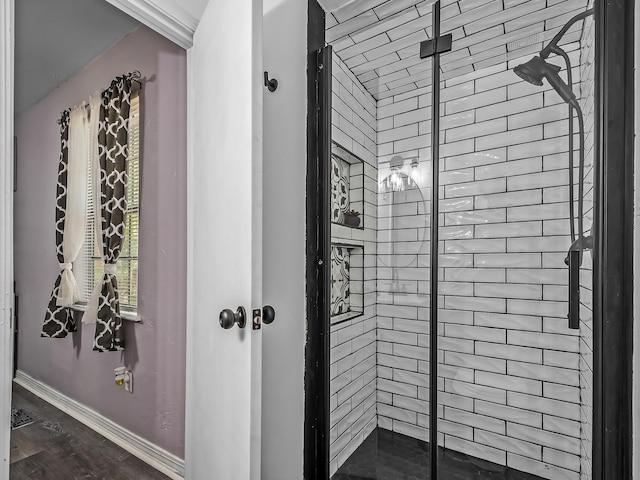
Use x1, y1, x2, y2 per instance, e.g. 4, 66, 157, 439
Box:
327, 1, 594, 479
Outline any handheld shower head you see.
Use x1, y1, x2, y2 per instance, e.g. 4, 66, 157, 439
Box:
513, 56, 579, 109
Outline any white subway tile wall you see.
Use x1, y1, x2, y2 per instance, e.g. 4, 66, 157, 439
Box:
330, 55, 378, 477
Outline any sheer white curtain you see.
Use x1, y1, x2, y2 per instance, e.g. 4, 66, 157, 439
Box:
57, 103, 89, 306
84, 92, 104, 324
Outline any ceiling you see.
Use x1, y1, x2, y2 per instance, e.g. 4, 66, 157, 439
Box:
321, 0, 589, 101
15, 0, 141, 114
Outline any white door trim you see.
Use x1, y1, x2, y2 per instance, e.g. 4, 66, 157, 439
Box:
0, 0, 14, 477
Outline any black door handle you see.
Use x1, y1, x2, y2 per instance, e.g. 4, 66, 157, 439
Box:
263, 305, 275, 325
219, 306, 247, 329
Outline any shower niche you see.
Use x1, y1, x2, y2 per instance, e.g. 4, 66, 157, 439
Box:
331, 142, 364, 229
329, 243, 363, 323
330, 142, 366, 324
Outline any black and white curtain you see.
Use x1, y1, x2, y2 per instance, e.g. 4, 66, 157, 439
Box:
43, 75, 133, 352
92, 76, 132, 352
42, 105, 89, 338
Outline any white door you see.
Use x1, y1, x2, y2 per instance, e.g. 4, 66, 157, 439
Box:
185, 1, 263, 480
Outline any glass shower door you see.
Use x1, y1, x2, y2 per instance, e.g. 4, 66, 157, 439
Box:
435, 1, 594, 479
328, 25, 435, 479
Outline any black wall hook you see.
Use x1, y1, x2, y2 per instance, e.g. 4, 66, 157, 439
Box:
264, 71, 278, 92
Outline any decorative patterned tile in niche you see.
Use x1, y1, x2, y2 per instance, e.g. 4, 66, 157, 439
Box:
331, 155, 350, 224
331, 246, 351, 316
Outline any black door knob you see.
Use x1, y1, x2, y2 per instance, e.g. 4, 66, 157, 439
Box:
219, 306, 246, 329
263, 305, 275, 325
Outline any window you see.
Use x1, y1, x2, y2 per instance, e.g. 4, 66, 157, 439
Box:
75, 92, 140, 316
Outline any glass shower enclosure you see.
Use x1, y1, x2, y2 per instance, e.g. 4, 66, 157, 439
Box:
325, 0, 595, 478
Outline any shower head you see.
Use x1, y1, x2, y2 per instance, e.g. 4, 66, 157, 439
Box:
513, 56, 579, 109
513, 56, 547, 86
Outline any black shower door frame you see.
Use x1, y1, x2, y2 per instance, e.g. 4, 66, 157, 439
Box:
304, 0, 634, 478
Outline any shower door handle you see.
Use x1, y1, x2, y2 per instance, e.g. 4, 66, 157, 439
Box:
567, 249, 580, 329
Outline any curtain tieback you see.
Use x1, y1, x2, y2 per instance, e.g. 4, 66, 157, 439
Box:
59, 262, 73, 271
104, 264, 117, 275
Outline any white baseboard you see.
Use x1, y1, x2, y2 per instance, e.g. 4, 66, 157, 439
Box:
14, 370, 185, 479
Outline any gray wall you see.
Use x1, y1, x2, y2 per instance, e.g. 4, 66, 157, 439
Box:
261, 0, 307, 477
14, 25, 187, 457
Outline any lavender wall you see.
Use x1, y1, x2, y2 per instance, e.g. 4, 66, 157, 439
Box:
14, 25, 187, 457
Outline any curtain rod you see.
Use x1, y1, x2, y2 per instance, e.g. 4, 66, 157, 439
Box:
56, 71, 142, 124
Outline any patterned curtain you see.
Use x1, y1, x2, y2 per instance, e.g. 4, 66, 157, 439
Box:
93, 76, 132, 352
42, 110, 77, 338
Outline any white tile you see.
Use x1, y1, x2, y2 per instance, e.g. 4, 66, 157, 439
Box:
475, 399, 542, 428
378, 403, 417, 424
508, 136, 572, 161
475, 283, 542, 300
477, 93, 544, 122
507, 299, 567, 318
444, 351, 506, 374
445, 378, 506, 404
378, 352, 418, 372
475, 159, 543, 182
507, 361, 579, 387
444, 406, 506, 434
507, 453, 580, 480
445, 148, 507, 170
475, 429, 541, 459
444, 435, 506, 465
445, 88, 507, 115
475, 221, 542, 238
476, 126, 543, 151
507, 330, 579, 353
445, 208, 506, 226
542, 447, 581, 473
445, 178, 506, 198
439, 336, 475, 354
393, 394, 428, 413
507, 203, 569, 222
445, 267, 505, 283
476, 342, 543, 364
508, 392, 580, 422
507, 236, 570, 253
543, 414, 581, 438
474, 311, 542, 331
544, 350, 579, 370
438, 419, 474, 440
507, 423, 580, 456
474, 253, 540, 268
506, 268, 566, 285
476, 371, 542, 396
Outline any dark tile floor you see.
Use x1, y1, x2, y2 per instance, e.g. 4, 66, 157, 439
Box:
332, 428, 545, 480
10, 383, 171, 480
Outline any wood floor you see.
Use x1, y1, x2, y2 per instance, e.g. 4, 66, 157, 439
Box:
10, 383, 172, 480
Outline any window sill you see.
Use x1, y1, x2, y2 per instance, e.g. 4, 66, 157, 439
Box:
71, 304, 141, 322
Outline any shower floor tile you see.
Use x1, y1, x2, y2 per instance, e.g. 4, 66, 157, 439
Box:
332, 427, 545, 480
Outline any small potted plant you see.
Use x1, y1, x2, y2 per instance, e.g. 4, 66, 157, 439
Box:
343, 210, 361, 227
